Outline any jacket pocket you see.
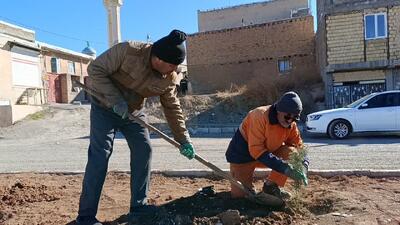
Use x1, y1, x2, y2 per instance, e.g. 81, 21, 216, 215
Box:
111, 70, 136, 89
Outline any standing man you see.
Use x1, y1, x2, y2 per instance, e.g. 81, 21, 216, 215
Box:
225, 92, 309, 200
76, 30, 196, 225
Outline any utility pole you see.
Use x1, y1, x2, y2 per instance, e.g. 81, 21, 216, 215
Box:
103, 0, 123, 47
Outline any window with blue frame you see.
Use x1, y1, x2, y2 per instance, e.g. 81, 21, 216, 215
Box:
364, 13, 387, 40
50, 57, 60, 73
278, 59, 291, 73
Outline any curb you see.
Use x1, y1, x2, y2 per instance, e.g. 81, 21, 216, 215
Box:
2, 169, 400, 178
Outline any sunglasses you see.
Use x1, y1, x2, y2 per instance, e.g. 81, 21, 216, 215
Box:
284, 113, 300, 122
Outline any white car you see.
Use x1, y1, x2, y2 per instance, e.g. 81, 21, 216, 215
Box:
306, 90, 400, 139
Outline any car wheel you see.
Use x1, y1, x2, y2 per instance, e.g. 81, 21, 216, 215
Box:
328, 120, 351, 139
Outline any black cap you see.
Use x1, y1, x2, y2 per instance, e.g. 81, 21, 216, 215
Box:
151, 29, 186, 65
276, 91, 303, 114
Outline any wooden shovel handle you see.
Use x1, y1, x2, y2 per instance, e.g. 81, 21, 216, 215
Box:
73, 80, 255, 196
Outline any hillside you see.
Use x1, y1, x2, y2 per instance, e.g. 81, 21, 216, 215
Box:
146, 83, 325, 125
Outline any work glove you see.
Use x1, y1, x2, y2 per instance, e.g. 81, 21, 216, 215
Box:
179, 142, 196, 160
284, 164, 308, 186
112, 101, 129, 119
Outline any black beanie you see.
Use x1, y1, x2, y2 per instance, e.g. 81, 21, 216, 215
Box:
151, 29, 187, 65
276, 91, 303, 114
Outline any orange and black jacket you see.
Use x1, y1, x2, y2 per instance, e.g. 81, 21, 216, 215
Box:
225, 104, 303, 174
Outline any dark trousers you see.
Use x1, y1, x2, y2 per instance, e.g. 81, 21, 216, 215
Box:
78, 102, 152, 217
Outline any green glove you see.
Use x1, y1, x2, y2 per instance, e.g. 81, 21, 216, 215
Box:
180, 142, 195, 160
112, 102, 129, 119
284, 165, 308, 186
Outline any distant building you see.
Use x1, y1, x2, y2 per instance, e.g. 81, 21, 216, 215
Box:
198, 0, 309, 32
187, 0, 319, 94
0, 21, 43, 126
317, 0, 400, 108
38, 41, 94, 104
0, 21, 94, 127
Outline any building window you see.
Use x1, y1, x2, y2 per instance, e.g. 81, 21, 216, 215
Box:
278, 59, 291, 73
68, 61, 76, 74
364, 13, 387, 40
50, 57, 60, 73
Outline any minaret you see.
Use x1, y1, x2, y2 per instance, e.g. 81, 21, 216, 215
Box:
103, 0, 123, 47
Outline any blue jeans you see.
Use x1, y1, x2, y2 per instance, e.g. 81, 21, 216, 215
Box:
78, 102, 152, 217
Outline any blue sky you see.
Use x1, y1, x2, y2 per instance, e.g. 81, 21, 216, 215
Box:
0, 0, 316, 54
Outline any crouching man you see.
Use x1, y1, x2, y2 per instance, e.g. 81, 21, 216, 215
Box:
225, 91, 309, 199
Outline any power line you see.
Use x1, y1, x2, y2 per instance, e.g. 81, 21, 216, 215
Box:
0, 16, 107, 46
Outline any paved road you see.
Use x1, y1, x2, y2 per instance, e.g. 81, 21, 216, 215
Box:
1, 133, 399, 173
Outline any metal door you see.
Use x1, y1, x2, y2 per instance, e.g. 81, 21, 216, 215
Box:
333, 83, 386, 108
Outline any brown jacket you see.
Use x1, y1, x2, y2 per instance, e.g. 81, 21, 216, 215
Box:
87, 41, 190, 144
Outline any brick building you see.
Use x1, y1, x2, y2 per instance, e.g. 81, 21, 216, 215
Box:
187, 0, 319, 94
39, 42, 94, 104
317, 0, 400, 108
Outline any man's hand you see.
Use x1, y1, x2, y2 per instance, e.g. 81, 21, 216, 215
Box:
284, 165, 308, 186
112, 102, 129, 119
179, 143, 196, 159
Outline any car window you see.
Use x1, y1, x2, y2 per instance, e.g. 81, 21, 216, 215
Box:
394, 93, 400, 106
347, 93, 373, 108
385, 93, 398, 107
363, 93, 399, 108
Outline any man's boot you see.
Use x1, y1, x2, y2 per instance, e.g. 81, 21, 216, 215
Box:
75, 216, 103, 225
128, 205, 160, 225
262, 180, 292, 200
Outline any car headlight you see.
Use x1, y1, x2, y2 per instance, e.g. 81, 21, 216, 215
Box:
308, 115, 322, 121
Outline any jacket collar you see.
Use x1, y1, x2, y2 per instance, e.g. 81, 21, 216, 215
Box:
144, 45, 160, 75
268, 104, 291, 128
268, 104, 279, 125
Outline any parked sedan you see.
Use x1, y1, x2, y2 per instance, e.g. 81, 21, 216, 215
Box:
306, 90, 400, 139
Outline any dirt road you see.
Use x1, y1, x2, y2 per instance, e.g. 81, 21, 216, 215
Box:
0, 104, 400, 173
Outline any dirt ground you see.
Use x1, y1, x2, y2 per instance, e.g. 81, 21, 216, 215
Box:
0, 173, 399, 225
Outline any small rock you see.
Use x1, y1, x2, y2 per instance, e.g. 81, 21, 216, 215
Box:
270, 212, 283, 220
331, 212, 352, 217
218, 210, 241, 225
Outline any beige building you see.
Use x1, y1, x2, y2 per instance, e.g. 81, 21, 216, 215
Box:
198, 0, 308, 32
317, 0, 400, 108
0, 21, 44, 126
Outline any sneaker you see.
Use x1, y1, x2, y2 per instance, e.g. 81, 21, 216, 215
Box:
262, 181, 292, 200
75, 216, 103, 225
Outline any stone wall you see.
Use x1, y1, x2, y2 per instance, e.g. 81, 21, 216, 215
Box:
389, 6, 400, 60
326, 12, 364, 64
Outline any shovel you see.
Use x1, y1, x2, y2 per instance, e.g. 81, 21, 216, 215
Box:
73, 80, 284, 207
